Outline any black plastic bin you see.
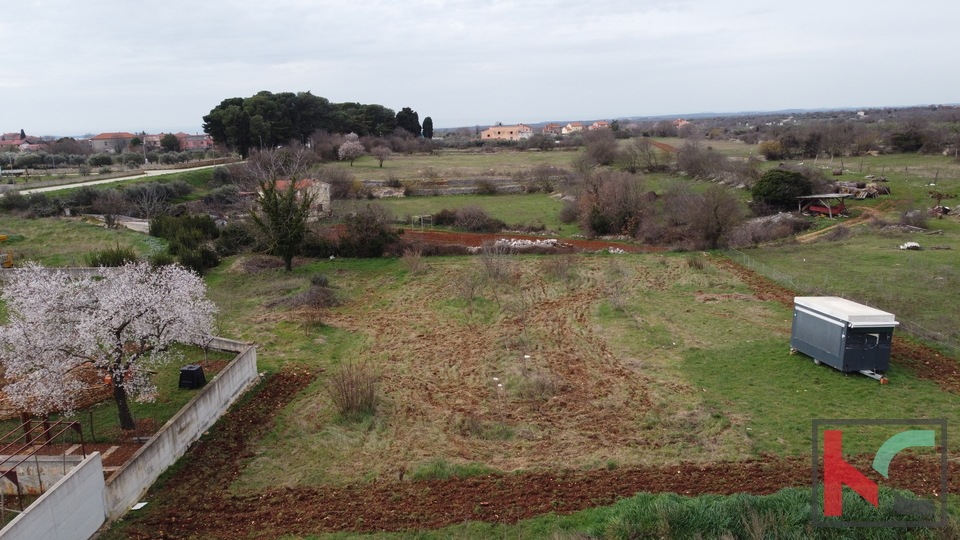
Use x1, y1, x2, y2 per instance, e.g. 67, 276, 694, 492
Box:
179, 364, 206, 389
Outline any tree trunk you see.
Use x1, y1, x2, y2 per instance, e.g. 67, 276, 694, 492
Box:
113, 378, 137, 431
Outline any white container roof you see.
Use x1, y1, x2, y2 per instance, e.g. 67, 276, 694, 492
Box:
794, 296, 899, 328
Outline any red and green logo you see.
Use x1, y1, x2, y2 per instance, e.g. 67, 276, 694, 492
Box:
813, 419, 947, 527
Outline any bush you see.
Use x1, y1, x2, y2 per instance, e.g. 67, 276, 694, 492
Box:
149, 252, 176, 267
86, 246, 138, 267
310, 273, 330, 288
215, 221, 259, 256
559, 199, 579, 224
202, 184, 241, 207
177, 247, 220, 275
87, 154, 113, 167
0, 191, 29, 211
751, 169, 813, 210
149, 214, 219, 242
326, 362, 378, 421
432, 208, 457, 226
475, 180, 498, 195
338, 204, 402, 258
455, 205, 504, 233
899, 208, 928, 229
210, 166, 232, 187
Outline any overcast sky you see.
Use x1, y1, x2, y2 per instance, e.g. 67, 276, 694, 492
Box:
3, 0, 957, 138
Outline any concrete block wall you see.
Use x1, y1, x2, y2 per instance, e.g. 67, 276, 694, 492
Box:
0, 453, 105, 540
0, 455, 84, 495
103, 342, 257, 520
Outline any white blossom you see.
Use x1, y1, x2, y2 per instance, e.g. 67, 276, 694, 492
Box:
0, 262, 216, 422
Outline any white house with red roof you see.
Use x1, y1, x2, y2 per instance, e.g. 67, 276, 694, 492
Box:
90, 132, 137, 153
588, 121, 611, 131
561, 122, 584, 135
268, 179, 331, 216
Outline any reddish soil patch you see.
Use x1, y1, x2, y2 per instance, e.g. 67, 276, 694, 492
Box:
399, 228, 664, 253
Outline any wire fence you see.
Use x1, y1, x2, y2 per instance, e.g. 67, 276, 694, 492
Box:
724, 247, 960, 356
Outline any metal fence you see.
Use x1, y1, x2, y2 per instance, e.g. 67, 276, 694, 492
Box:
725, 247, 960, 356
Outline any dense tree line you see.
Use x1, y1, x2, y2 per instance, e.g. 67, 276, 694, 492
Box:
202, 91, 427, 158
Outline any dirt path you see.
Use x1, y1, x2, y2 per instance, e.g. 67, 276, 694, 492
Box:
793, 201, 896, 243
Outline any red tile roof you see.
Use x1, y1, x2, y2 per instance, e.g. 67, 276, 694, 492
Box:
91, 132, 137, 140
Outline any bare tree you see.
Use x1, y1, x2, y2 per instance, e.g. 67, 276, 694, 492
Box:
238, 143, 318, 190
127, 185, 169, 219
683, 185, 745, 249
583, 128, 617, 166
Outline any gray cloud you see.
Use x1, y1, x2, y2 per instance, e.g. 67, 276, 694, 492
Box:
3, 0, 957, 136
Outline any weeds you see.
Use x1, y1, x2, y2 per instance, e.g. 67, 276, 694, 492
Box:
326, 362, 379, 422
685, 253, 706, 270
517, 371, 559, 401
409, 458, 498, 481
401, 247, 424, 273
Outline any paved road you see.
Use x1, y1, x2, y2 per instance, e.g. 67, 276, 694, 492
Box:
20, 164, 223, 195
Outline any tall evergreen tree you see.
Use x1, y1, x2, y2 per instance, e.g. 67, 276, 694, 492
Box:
422, 117, 434, 139
251, 177, 314, 271
396, 107, 421, 137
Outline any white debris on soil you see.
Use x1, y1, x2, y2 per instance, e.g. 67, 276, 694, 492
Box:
604, 248, 626, 254
467, 238, 562, 253
899, 242, 921, 250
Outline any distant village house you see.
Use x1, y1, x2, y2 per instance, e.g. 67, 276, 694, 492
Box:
480, 123, 533, 141
269, 179, 331, 217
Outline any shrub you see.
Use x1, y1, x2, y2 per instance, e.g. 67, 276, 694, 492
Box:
337, 203, 401, 258
751, 169, 813, 210
0, 191, 29, 211
202, 184, 241, 207
432, 208, 457, 226
559, 200, 578, 224
86, 245, 138, 267
87, 154, 113, 167
150, 214, 219, 242
400, 248, 424, 273
455, 205, 504, 233
758, 140, 786, 161
899, 208, 928, 229
149, 252, 176, 267
310, 273, 330, 288
177, 247, 220, 275
326, 362, 378, 421
215, 221, 259, 256
475, 180, 498, 195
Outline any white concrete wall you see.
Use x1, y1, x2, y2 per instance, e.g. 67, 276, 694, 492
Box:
104, 343, 257, 520
0, 453, 105, 540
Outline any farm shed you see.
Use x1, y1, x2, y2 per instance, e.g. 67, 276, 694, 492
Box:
790, 297, 898, 382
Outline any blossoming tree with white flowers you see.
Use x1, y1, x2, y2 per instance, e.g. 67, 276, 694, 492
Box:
0, 262, 217, 430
